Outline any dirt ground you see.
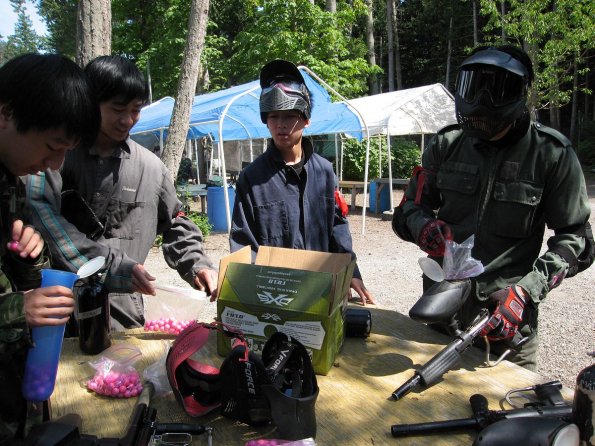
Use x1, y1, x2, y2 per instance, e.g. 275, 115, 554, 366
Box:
145, 172, 595, 390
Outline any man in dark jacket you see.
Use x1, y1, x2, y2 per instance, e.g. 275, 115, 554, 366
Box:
230, 59, 375, 305
393, 45, 591, 370
27, 56, 218, 330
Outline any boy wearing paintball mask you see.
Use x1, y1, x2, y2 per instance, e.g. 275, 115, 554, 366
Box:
229, 59, 374, 305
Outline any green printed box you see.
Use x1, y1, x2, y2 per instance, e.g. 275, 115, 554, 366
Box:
216, 246, 355, 375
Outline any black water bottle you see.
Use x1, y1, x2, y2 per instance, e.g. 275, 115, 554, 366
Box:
573, 352, 595, 446
77, 272, 111, 355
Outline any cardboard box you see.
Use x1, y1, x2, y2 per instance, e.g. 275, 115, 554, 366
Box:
216, 246, 355, 375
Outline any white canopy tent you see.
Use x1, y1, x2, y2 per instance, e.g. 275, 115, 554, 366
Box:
346, 83, 457, 209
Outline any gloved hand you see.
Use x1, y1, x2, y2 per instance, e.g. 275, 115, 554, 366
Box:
417, 219, 452, 256
479, 286, 527, 341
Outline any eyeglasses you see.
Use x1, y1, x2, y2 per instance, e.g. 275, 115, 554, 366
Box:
456, 66, 527, 106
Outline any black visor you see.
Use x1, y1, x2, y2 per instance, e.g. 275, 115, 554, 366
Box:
456, 66, 527, 107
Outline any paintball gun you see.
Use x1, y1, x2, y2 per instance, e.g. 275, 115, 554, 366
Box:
390, 381, 579, 445
391, 280, 526, 401
24, 382, 213, 446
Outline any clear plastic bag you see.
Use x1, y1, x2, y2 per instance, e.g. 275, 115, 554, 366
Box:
442, 234, 485, 280
84, 344, 143, 398
142, 340, 173, 397
143, 284, 207, 335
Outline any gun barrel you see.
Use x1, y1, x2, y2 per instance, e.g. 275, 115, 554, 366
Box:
391, 417, 480, 437
391, 374, 421, 400
154, 423, 207, 435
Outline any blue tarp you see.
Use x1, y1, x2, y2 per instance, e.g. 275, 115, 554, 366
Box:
130, 69, 365, 142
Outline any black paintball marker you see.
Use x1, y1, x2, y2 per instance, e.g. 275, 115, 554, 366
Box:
391, 280, 525, 401
391, 381, 572, 437
24, 382, 213, 446
390, 381, 579, 445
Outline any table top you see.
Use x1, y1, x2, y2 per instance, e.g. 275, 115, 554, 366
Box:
51, 307, 570, 445
339, 180, 367, 188
375, 177, 409, 185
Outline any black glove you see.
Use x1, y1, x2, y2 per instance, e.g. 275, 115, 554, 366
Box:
479, 286, 527, 341
417, 219, 452, 257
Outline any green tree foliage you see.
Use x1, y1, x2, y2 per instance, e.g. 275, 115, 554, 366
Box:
342, 137, 421, 181
28, 0, 595, 167
228, 0, 376, 97
1, 0, 43, 64
479, 0, 595, 111
37, 0, 76, 57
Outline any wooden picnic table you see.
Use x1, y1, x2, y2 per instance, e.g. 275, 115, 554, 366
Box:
50, 306, 571, 445
339, 180, 367, 212
177, 183, 208, 213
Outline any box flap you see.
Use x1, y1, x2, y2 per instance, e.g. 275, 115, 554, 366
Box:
255, 246, 352, 273
217, 246, 251, 294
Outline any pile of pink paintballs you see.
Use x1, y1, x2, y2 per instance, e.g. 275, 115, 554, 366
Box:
86, 368, 144, 398
143, 317, 194, 335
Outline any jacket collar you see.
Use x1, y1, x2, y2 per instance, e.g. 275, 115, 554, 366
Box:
268, 137, 314, 165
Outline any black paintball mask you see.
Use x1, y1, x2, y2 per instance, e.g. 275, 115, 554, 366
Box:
259, 59, 312, 124
455, 48, 532, 141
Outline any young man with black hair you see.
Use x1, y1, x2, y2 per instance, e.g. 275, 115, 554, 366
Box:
230, 59, 375, 305
393, 45, 592, 370
0, 53, 99, 443
27, 55, 218, 331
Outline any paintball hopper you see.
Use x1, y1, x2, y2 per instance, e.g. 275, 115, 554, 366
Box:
409, 279, 471, 324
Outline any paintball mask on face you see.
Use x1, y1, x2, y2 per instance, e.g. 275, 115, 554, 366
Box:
259, 59, 311, 124
455, 48, 531, 141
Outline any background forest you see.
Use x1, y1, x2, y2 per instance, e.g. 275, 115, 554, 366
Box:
1, 0, 594, 172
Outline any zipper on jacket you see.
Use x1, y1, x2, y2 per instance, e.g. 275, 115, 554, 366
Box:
476, 146, 499, 234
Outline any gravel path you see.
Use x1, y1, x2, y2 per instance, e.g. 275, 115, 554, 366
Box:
145, 177, 595, 390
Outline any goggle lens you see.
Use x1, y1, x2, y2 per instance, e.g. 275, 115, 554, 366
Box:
456, 66, 526, 106
262, 81, 306, 97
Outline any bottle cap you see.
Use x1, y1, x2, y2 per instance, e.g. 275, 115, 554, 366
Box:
77, 256, 106, 279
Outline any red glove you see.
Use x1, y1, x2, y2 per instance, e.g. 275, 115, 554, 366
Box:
335, 190, 349, 217
417, 219, 452, 256
479, 286, 527, 340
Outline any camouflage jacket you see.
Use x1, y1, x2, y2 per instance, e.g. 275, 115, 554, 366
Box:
0, 166, 50, 348
0, 166, 50, 442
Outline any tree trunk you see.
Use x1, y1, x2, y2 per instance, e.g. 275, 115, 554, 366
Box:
393, 1, 402, 90
326, 0, 336, 13
161, 0, 210, 184
445, 15, 453, 89
472, 0, 478, 46
549, 104, 561, 130
569, 55, 578, 144
76, 0, 111, 67
386, 0, 394, 91
500, 1, 506, 40
365, 0, 378, 94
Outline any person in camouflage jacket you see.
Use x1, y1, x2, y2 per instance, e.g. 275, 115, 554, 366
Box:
0, 53, 98, 444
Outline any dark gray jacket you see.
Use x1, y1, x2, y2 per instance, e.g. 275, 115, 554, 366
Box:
26, 139, 214, 329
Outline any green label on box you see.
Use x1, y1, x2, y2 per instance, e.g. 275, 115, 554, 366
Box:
224, 264, 335, 313
221, 306, 325, 349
